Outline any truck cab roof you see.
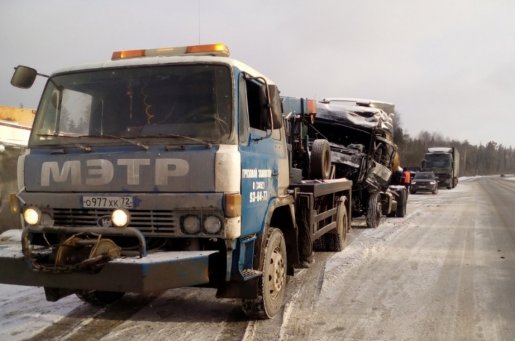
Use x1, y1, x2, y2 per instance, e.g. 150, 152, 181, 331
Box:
52, 55, 276, 86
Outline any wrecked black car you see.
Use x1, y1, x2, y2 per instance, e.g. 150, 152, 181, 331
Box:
307, 98, 407, 228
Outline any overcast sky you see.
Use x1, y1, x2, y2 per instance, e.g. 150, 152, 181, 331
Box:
1, 0, 514, 147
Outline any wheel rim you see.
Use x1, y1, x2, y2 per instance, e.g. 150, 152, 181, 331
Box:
267, 246, 285, 298
322, 149, 330, 178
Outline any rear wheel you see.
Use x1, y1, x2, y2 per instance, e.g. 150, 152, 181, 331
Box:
242, 228, 287, 319
366, 192, 382, 228
76, 290, 125, 306
310, 139, 331, 179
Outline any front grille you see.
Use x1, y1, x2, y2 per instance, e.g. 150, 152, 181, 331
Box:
52, 208, 178, 235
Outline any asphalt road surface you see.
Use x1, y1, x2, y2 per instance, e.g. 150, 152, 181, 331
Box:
0, 176, 514, 340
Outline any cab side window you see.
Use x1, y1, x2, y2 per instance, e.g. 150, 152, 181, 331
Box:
245, 78, 268, 131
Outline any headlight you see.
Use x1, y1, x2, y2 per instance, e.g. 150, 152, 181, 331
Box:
112, 209, 130, 227
182, 215, 201, 234
204, 215, 222, 234
430, 181, 436, 185
411, 181, 417, 185
23, 207, 41, 225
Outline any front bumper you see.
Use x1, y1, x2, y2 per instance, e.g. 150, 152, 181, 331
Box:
0, 240, 218, 293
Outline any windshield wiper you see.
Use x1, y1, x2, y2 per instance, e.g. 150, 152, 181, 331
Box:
142, 133, 212, 148
36, 133, 92, 152
87, 134, 149, 150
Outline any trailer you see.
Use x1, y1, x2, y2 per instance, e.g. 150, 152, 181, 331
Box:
422, 147, 460, 188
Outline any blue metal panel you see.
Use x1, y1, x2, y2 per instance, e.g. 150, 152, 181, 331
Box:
239, 132, 280, 236
24, 145, 217, 193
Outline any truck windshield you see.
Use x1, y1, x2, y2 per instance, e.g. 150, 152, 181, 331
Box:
425, 154, 451, 168
30, 64, 233, 146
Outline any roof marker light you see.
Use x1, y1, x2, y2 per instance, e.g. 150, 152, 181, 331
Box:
111, 43, 230, 60
186, 43, 230, 56
111, 49, 145, 60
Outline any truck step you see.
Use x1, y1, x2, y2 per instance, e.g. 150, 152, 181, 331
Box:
241, 269, 262, 281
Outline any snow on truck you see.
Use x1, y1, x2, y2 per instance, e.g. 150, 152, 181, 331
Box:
0, 44, 352, 319
422, 147, 459, 189
306, 98, 407, 228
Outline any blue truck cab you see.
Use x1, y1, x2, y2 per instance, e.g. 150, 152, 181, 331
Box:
1, 44, 352, 318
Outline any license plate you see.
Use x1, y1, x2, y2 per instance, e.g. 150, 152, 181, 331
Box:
82, 196, 133, 208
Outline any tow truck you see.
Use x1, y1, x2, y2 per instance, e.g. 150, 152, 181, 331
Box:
0, 44, 352, 319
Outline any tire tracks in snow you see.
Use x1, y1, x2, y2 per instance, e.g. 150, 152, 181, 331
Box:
24, 294, 159, 341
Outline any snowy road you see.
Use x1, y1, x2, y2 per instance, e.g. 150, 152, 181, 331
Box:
1, 176, 514, 340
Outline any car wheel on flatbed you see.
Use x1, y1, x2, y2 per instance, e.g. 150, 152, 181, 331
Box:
242, 228, 287, 319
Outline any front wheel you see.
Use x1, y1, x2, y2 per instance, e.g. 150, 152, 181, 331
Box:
242, 228, 287, 319
366, 192, 382, 228
76, 290, 125, 306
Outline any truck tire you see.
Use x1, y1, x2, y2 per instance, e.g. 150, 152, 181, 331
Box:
366, 192, 382, 228
396, 189, 407, 217
76, 290, 125, 306
242, 228, 287, 319
310, 139, 331, 179
313, 198, 348, 252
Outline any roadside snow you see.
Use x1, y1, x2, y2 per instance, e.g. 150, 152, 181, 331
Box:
0, 229, 83, 340
0, 229, 21, 243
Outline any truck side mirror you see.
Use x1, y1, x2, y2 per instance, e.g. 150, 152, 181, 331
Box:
11, 65, 38, 89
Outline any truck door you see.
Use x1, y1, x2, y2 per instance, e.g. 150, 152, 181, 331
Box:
238, 75, 287, 236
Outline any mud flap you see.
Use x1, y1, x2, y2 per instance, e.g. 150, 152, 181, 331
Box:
0, 246, 219, 293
